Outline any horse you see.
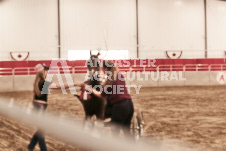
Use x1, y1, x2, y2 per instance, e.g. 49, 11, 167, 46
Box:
75, 51, 106, 121
75, 51, 144, 139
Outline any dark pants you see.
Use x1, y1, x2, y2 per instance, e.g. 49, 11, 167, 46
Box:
27, 102, 47, 151
110, 99, 134, 137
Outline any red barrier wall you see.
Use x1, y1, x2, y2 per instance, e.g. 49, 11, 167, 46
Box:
0, 59, 225, 68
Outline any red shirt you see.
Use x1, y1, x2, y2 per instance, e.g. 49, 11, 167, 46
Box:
101, 72, 131, 104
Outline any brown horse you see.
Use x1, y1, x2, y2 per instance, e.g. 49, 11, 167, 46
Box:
75, 51, 106, 120
75, 51, 144, 139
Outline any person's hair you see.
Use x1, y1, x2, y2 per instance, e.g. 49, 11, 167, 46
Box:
33, 70, 45, 97
102, 60, 119, 85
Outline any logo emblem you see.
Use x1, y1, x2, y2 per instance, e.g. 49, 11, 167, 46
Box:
216, 72, 226, 84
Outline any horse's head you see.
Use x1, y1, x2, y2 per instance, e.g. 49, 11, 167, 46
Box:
87, 50, 100, 74
86, 50, 101, 86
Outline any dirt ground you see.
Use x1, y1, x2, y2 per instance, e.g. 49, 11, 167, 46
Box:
0, 86, 226, 151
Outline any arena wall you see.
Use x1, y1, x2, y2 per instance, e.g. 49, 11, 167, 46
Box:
14, 75, 35, 91
1, 0, 226, 60
138, 0, 205, 56
184, 71, 209, 86
0, 76, 14, 92
1, 71, 225, 92
0, 0, 58, 61
60, 0, 137, 59
1, 59, 226, 92
209, 71, 222, 85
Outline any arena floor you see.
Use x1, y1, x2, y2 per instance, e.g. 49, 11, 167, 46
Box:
0, 86, 226, 151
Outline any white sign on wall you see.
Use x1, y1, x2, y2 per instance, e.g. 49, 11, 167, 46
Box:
68, 50, 129, 60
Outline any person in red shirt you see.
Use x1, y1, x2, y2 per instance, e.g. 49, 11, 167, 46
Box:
83, 60, 134, 137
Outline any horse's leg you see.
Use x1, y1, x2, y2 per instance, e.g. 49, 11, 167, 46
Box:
74, 95, 87, 128
84, 114, 96, 131
95, 99, 106, 120
136, 110, 144, 136
91, 115, 97, 128
96, 106, 105, 120
131, 112, 140, 141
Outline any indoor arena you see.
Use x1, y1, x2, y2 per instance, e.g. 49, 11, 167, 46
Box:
0, 0, 226, 151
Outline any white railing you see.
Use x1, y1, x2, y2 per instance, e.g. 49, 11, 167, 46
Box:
0, 68, 14, 75
1, 64, 226, 76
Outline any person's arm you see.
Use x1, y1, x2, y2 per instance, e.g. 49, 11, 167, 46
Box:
49, 82, 84, 89
84, 85, 104, 99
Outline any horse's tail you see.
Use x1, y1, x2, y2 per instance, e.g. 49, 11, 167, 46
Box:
74, 94, 80, 98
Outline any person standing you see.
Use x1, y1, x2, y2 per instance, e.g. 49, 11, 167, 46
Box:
27, 63, 81, 151
83, 60, 134, 137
